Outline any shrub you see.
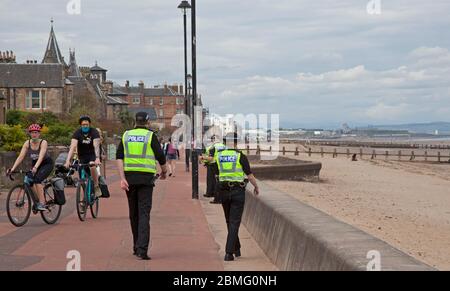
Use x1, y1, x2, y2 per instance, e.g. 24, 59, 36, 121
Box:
43, 124, 76, 146
6, 110, 27, 126
0, 125, 27, 152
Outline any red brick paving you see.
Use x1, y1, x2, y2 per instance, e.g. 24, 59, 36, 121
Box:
0, 161, 224, 271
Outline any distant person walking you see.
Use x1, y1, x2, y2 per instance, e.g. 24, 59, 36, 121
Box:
165, 138, 179, 177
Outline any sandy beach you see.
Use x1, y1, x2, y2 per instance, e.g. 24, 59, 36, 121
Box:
265, 153, 450, 270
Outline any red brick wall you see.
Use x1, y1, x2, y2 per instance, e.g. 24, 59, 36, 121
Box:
121, 94, 185, 129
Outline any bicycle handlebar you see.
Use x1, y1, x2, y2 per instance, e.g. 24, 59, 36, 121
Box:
6, 170, 31, 181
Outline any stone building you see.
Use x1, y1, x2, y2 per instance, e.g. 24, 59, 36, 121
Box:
0, 63, 69, 114
0, 91, 6, 124
0, 21, 108, 118
0, 20, 204, 129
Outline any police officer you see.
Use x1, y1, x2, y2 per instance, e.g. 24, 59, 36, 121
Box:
202, 138, 215, 198
116, 112, 168, 260
201, 143, 259, 261
203, 136, 227, 204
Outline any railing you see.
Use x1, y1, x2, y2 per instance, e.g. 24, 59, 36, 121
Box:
235, 145, 450, 163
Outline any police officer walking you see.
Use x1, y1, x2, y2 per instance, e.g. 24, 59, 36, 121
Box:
116, 112, 168, 260
201, 142, 259, 261
203, 136, 227, 204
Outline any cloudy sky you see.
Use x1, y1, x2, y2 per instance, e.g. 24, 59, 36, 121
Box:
1, 0, 450, 128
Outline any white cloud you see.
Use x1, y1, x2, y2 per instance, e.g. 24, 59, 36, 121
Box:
213, 47, 450, 125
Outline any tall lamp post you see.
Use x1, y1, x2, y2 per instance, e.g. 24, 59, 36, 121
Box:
178, 0, 192, 173
191, 0, 199, 199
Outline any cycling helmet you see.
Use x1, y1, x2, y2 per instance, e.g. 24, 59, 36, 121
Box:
79, 115, 91, 124
28, 124, 42, 132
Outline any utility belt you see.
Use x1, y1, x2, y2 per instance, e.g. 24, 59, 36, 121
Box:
218, 179, 248, 191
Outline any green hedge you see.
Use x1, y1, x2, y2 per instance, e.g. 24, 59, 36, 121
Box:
0, 125, 27, 152
4, 111, 75, 148
42, 124, 76, 146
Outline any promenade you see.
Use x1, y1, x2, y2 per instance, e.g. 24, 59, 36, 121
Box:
0, 160, 275, 271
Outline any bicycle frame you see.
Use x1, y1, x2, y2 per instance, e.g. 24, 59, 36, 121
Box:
9, 172, 52, 211
78, 165, 95, 206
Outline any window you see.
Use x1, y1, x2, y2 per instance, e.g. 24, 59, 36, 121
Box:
147, 98, 153, 105
176, 97, 184, 105
27, 90, 46, 109
176, 108, 183, 114
160, 97, 164, 106
159, 109, 164, 117
132, 95, 141, 104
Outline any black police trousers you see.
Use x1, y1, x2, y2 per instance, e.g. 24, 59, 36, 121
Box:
221, 186, 245, 254
206, 164, 216, 196
126, 184, 154, 255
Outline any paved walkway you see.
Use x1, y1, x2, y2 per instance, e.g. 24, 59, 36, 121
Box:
0, 160, 276, 271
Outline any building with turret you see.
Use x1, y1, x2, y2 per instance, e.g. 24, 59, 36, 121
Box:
0, 20, 199, 129
0, 20, 113, 119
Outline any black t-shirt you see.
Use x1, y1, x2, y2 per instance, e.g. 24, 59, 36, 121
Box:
72, 128, 100, 158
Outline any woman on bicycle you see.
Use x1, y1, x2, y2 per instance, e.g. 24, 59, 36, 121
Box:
7, 124, 54, 211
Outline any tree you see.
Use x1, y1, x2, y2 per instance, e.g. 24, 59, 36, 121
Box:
118, 110, 134, 131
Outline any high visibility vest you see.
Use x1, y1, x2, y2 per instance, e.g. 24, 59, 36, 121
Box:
203, 142, 227, 165
122, 128, 157, 173
202, 144, 213, 165
210, 143, 227, 164
215, 149, 245, 182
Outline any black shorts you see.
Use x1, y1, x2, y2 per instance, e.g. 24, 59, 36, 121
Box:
33, 161, 54, 183
79, 154, 96, 165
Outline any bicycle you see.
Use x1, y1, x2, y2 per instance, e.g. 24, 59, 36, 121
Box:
6, 171, 62, 227
71, 163, 100, 222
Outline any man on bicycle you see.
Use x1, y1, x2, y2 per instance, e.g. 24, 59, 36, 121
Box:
64, 116, 102, 198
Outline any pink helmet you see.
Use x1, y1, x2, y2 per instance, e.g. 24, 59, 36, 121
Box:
28, 124, 42, 132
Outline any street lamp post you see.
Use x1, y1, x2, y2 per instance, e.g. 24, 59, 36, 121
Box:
191, 0, 199, 199
178, 0, 192, 173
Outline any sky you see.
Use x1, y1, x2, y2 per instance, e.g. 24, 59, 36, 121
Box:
1, 0, 450, 129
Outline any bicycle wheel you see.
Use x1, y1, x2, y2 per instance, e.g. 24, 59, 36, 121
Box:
90, 197, 99, 219
41, 185, 62, 225
76, 181, 87, 222
6, 185, 31, 227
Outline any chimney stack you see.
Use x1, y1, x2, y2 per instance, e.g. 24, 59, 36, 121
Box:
126, 80, 130, 88
0, 50, 16, 63
139, 80, 145, 91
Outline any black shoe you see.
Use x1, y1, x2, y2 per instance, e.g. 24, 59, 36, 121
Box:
224, 253, 234, 261
204, 194, 213, 198
210, 200, 221, 204
234, 250, 241, 258
136, 253, 151, 260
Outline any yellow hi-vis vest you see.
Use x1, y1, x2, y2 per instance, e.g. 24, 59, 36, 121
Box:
203, 142, 227, 165
215, 149, 245, 182
202, 144, 213, 165
210, 143, 227, 164
122, 128, 157, 173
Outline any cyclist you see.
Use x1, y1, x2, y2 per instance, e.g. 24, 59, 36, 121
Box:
64, 116, 102, 197
6, 124, 54, 211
